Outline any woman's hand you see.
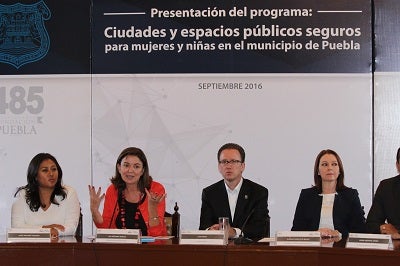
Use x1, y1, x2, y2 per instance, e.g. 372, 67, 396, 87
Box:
380, 223, 400, 239
88, 185, 105, 211
321, 235, 342, 244
145, 188, 166, 206
88, 185, 105, 224
318, 228, 341, 238
145, 188, 166, 227
42, 224, 65, 239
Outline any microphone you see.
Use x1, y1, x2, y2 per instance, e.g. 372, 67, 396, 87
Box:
234, 208, 255, 244
108, 200, 118, 228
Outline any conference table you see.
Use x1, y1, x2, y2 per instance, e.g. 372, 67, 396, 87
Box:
1, 236, 399, 265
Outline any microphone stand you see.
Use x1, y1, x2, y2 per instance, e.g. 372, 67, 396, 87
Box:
234, 208, 256, 245
234, 233, 253, 244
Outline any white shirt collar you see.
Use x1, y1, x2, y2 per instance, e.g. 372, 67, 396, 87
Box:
224, 177, 243, 193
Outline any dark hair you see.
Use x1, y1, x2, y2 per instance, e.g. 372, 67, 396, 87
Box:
397, 147, 400, 164
15, 153, 66, 212
217, 143, 246, 162
313, 149, 347, 193
110, 147, 152, 194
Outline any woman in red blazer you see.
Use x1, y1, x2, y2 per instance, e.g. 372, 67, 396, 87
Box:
89, 147, 167, 236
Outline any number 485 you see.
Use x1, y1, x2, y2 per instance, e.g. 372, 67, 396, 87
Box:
0, 86, 44, 115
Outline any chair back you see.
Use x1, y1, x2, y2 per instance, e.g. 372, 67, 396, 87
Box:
164, 212, 172, 236
75, 208, 83, 238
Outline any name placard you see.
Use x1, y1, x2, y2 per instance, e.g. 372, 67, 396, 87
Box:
180, 230, 226, 245
96, 229, 141, 244
346, 233, 391, 250
7, 228, 51, 243
276, 231, 321, 246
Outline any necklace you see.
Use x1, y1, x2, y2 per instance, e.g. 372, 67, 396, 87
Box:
120, 190, 127, 229
119, 190, 145, 229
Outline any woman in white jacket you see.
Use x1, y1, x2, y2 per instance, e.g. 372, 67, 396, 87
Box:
11, 153, 80, 238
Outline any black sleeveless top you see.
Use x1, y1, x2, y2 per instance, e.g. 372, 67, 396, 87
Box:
116, 201, 148, 236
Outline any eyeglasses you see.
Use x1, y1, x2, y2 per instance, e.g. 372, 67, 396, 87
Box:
218, 160, 242, 165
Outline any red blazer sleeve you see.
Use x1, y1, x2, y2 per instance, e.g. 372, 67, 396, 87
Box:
139, 181, 167, 236
94, 185, 118, 229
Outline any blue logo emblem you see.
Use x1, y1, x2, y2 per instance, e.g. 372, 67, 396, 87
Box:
0, 1, 51, 68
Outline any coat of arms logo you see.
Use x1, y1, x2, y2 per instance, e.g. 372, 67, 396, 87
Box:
0, 1, 51, 68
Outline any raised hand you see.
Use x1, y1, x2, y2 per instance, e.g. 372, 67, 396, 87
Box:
145, 188, 166, 206
88, 185, 105, 224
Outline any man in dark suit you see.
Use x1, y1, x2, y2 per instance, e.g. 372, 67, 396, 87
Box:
366, 147, 400, 239
199, 143, 269, 240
